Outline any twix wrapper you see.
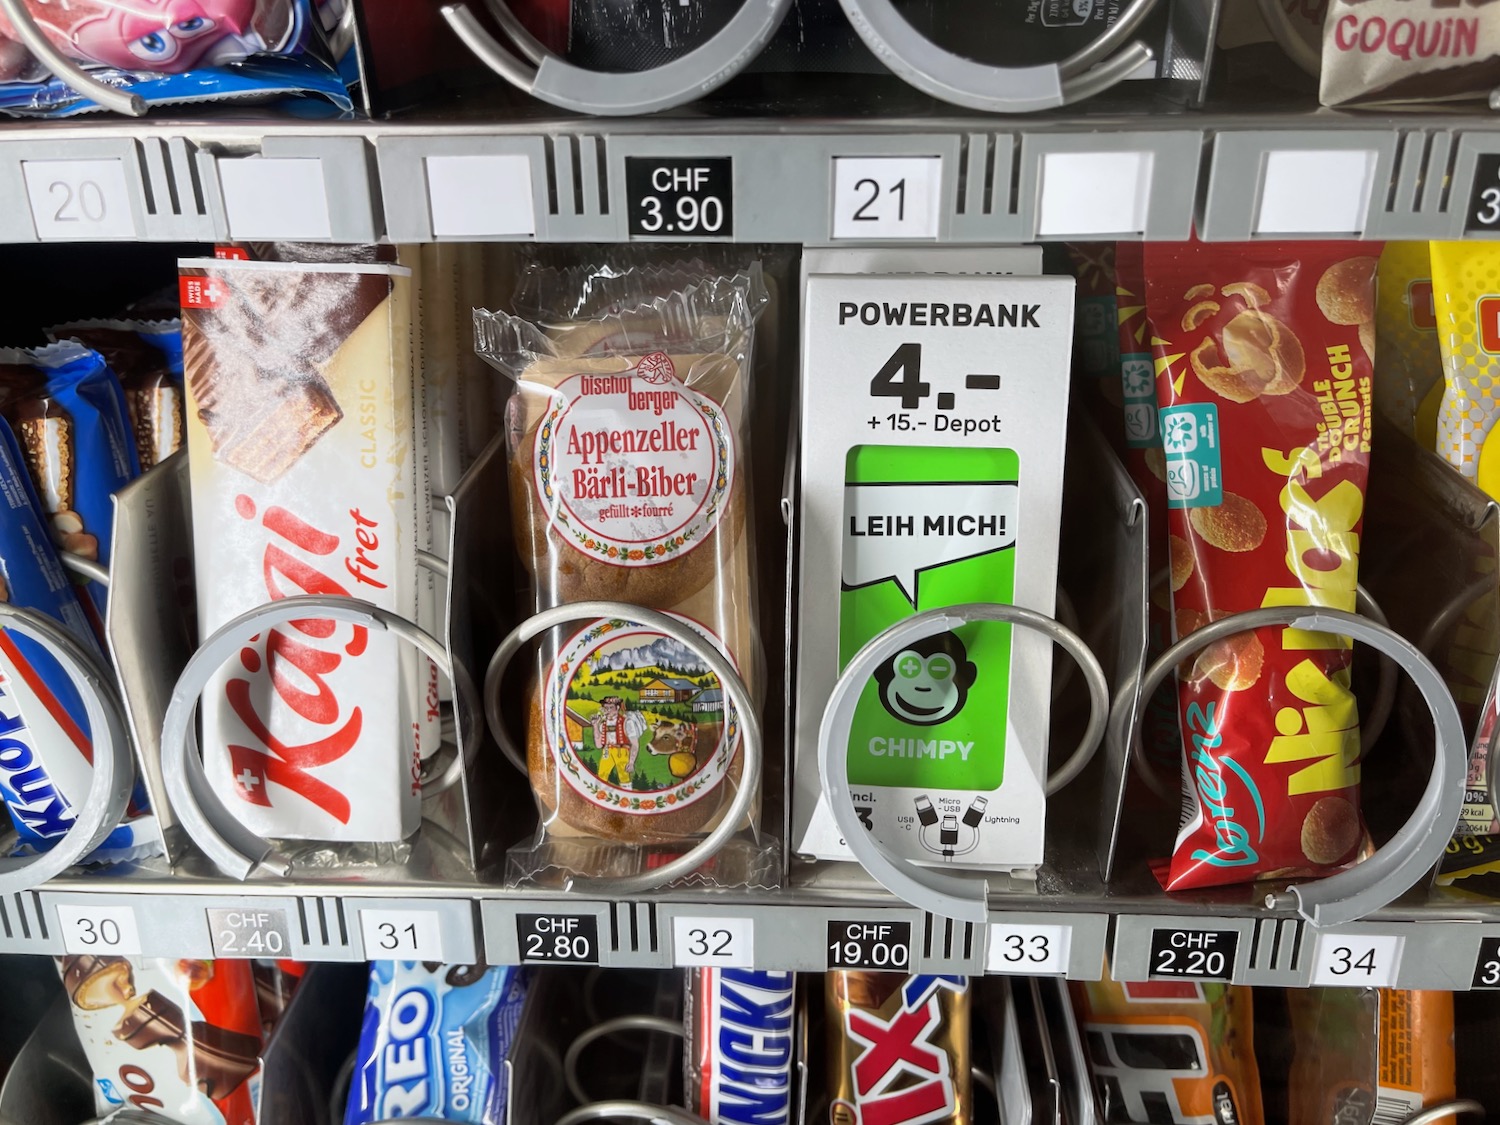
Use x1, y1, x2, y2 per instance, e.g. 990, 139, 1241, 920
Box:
180, 259, 424, 844
1144, 240, 1377, 890
826, 972, 969, 1125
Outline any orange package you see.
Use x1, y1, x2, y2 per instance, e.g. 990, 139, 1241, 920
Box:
1288, 988, 1455, 1125
1070, 969, 1263, 1124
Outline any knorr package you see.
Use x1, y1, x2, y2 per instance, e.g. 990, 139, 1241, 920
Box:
1070, 969, 1263, 1125
1375, 242, 1442, 449
1433, 241, 1500, 499
1288, 988, 1455, 1125
1144, 240, 1377, 891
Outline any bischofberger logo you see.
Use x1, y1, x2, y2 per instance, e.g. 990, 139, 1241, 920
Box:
709, 969, 794, 1125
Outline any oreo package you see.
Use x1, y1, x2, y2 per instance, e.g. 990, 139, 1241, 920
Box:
0, 405, 152, 863
345, 962, 530, 1125
685, 968, 795, 1125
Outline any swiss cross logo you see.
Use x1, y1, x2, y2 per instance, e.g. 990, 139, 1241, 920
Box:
1408, 280, 1436, 331
1480, 296, 1500, 354
213, 245, 249, 260
180, 275, 229, 309
842, 976, 961, 1125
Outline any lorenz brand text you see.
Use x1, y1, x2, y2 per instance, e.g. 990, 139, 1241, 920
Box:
836, 301, 1043, 328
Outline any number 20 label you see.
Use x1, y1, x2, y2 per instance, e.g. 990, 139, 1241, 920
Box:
1310, 932, 1403, 987
23, 159, 138, 239
672, 916, 754, 967
359, 909, 444, 961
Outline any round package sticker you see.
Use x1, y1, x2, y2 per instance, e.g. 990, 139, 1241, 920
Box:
533, 359, 734, 566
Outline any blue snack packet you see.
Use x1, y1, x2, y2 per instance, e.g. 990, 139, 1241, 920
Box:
49, 319, 185, 470
1, 342, 140, 633
0, 0, 350, 117
0, 412, 152, 862
346, 962, 529, 1125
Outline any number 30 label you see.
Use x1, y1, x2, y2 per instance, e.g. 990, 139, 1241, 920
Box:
57, 904, 142, 955
359, 909, 444, 961
987, 923, 1071, 976
673, 916, 753, 968
1310, 932, 1403, 987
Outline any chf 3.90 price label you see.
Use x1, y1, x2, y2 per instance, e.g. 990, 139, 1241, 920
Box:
626, 157, 733, 239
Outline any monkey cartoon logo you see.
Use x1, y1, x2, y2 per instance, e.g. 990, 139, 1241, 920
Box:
873, 631, 977, 726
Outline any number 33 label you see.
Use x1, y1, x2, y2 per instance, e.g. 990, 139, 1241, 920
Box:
987, 923, 1071, 975
1310, 932, 1403, 987
673, 916, 753, 967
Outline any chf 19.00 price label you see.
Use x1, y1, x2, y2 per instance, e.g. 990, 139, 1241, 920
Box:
827, 920, 912, 971
626, 157, 732, 238
1148, 928, 1238, 981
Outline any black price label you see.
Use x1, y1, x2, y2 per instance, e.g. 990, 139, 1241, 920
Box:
1474, 936, 1500, 988
208, 907, 291, 958
517, 914, 599, 965
1467, 153, 1500, 234
626, 157, 733, 238
827, 920, 912, 971
1148, 928, 1238, 981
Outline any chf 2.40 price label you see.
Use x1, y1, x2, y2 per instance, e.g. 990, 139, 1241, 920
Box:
1148, 928, 1238, 981
827, 920, 912, 971
517, 914, 600, 965
626, 157, 733, 239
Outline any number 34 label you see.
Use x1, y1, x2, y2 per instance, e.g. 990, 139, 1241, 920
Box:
1309, 932, 1403, 987
987, 923, 1071, 975
673, 916, 754, 968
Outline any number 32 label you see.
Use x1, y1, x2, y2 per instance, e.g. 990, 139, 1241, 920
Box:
360, 909, 444, 961
1310, 932, 1403, 987
673, 916, 753, 967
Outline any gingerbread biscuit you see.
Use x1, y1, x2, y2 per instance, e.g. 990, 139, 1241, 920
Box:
1316, 257, 1378, 326
1301, 795, 1360, 865
1189, 493, 1268, 553
1192, 631, 1264, 692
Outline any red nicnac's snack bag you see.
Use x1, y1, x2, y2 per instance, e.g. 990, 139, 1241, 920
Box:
1144, 240, 1378, 891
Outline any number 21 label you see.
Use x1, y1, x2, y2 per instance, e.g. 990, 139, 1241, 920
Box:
1309, 932, 1403, 987
672, 916, 753, 967
359, 909, 443, 961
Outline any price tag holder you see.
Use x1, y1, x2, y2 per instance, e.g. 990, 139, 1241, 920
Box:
1309, 932, 1403, 987
218, 157, 333, 240
517, 913, 600, 965
1148, 928, 1238, 981
23, 159, 138, 240
56, 903, 143, 956
987, 923, 1071, 976
672, 916, 754, 968
826, 920, 912, 971
1254, 149, 1377, 235
1466, 153, 1500, 234
831, 156, 942, 240
1472, 936, 1500, 988
359, 908, 444, 961
1037, 152, 1152, 236
426, 154, 535, 238
208, 907, 291, 959
626, 157, 733, 239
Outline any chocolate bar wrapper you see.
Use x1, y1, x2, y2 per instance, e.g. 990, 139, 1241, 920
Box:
685, 968, 794, 1125
0, 343, 140, 634
251, 959, 307, 1037
180, 259, 424, 844
0, 411, 154, 863
58, 955, 263, 1125
49, 319, 186, 470
826, 973, 969, 1125
345, 961, 529, 1125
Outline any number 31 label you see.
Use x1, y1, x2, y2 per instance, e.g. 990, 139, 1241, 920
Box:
359, 909, 444, 961
673, 916, 754, 967
1310, 932, 1403, 987
987, 923, 1071, 976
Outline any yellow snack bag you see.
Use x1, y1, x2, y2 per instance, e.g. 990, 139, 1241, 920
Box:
1433, 240, 1500, 498
1376, 241, 1442, 448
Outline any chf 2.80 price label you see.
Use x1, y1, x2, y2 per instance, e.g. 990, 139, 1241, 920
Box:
517, 914, 600, 965
626, 157, 733, 239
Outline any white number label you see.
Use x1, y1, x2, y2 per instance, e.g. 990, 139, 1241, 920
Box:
1310, 932, 1403, 987
1255, 149, 1377, 236
57, 904, 142, 955
987, 923, 1071, 976
1037, 151, 1153, 236
360, 909, 444, 961
23, 159, 137, 239
832, 157, 942, 240
672, 916, 754, 967
218, 157, 333, 240
426, 153, 535, 238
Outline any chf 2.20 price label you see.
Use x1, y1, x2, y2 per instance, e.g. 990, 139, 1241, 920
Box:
1148, 928, 1238, 981
827, 920, 912, 971
517, 914, 600, 965
626, 157, 733, 239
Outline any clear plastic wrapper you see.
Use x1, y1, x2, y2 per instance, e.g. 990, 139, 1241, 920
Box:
0, 0, 350, 116
476, 258, 771, 887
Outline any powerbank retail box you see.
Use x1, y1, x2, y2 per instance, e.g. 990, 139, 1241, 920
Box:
794, 266, 1075, 870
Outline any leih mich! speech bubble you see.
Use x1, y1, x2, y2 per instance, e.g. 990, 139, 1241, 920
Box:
841, 480, 1019, 608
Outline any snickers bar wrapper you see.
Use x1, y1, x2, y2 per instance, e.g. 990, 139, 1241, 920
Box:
826, 973, 969, 1125
180, 260, 424, 843
685, 968, 795, 1125
345, 961, 529, 1124
58, 955, 263, 1125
